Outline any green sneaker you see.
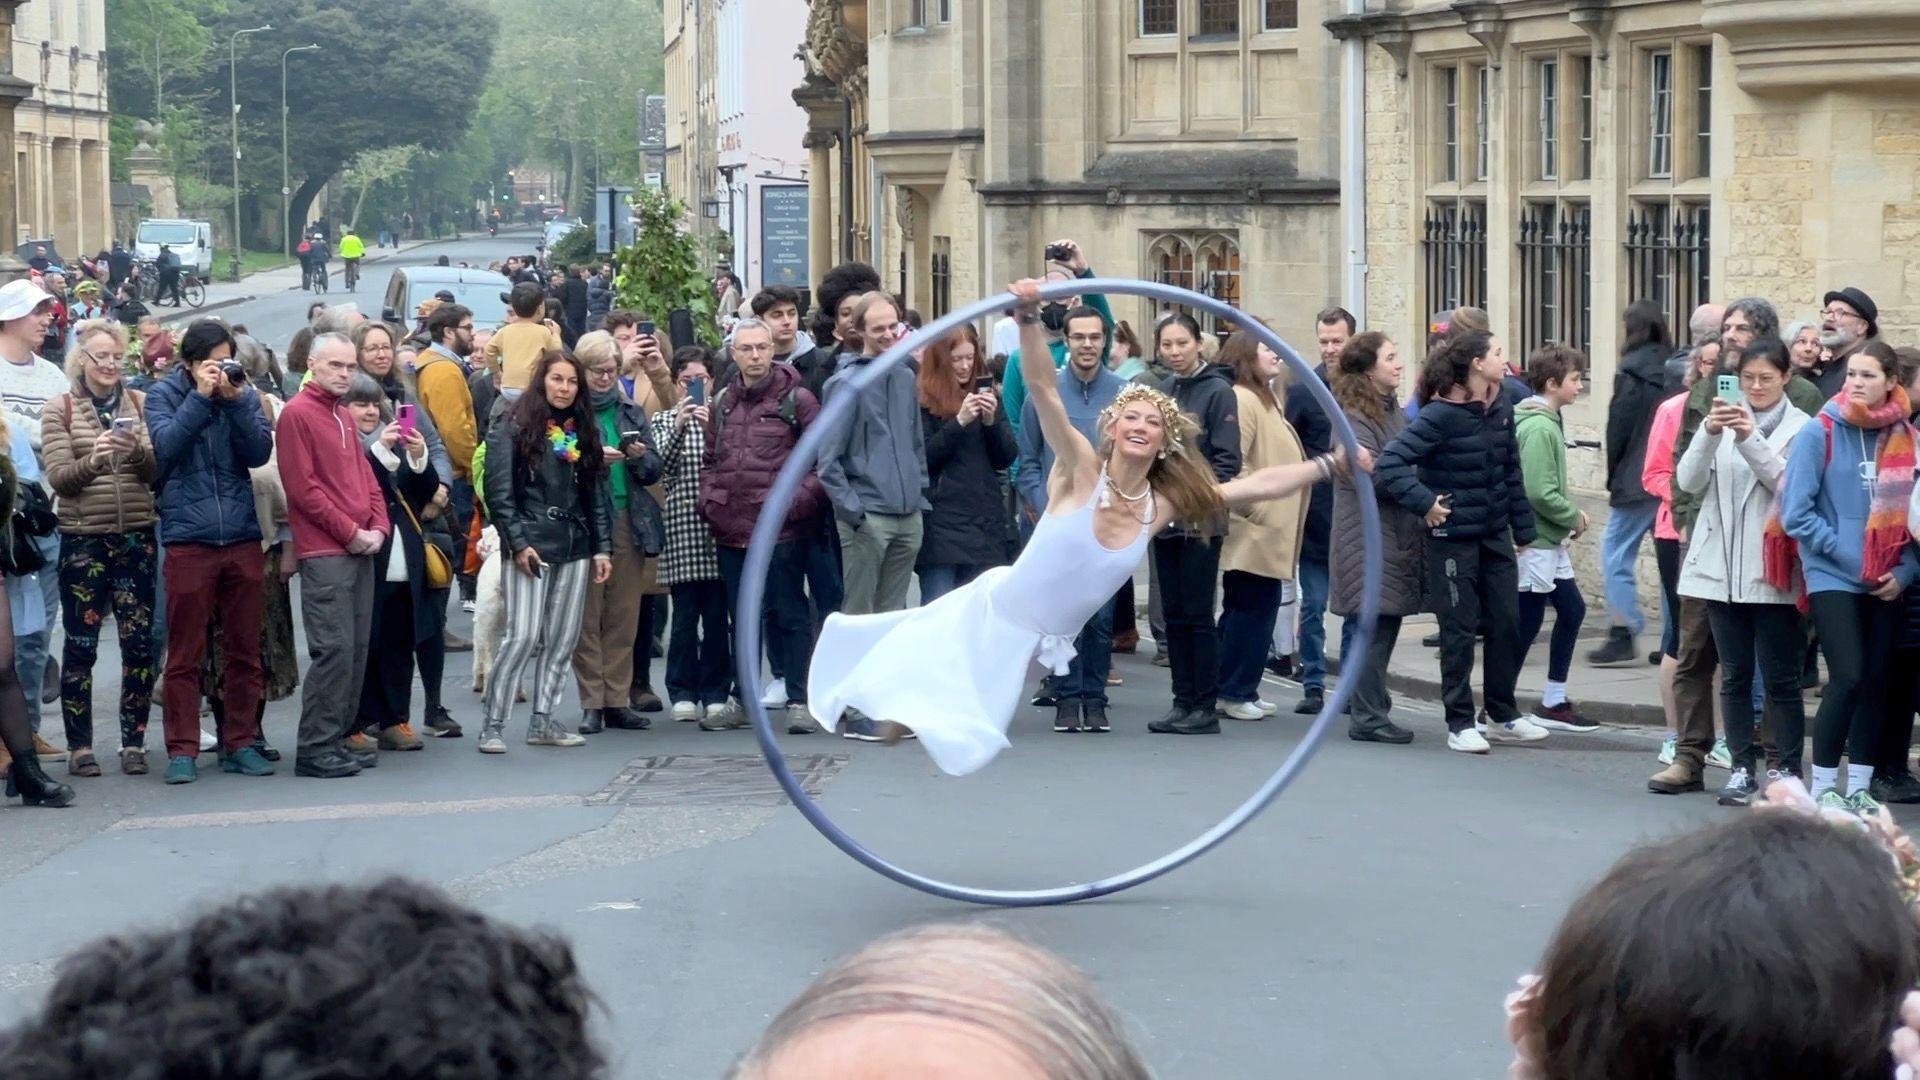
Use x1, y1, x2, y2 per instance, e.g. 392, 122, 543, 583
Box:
1658, 733, 1677, 765
1848, 789, 1885, 816
1705, 738, 1732, 771
1815, 790, 1852, 813
162, 755, 198, 785
219, 745, 276, 777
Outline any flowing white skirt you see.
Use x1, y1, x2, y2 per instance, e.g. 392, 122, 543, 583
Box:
808, 566, 1078, 776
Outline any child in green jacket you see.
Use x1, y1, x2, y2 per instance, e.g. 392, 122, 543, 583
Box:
1514, 344, 1595, 731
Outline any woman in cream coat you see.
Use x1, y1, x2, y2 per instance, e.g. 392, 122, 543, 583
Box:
1674, 335, 1810, 807
1215, 330, 1308, 721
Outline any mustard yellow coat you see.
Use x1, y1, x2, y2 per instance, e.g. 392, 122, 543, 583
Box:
1220, 384, 1307, 582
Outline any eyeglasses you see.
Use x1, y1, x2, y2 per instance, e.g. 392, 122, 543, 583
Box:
458, 323, 474, 332
81, 350, 120, 366
1823, 305, 1863, 321
586, 367, 619, 379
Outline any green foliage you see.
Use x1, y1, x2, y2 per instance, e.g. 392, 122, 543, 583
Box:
104, 0, 228, 117
549, 225, 596, 268
614, 189, 718, 348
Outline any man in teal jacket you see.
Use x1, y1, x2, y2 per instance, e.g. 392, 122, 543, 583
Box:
1000, 238, 1111, 448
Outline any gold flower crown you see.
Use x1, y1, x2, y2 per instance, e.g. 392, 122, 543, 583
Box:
1099, 384, 1191, 458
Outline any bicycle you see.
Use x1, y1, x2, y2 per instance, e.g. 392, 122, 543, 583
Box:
342, 257, 360, 291
180, 272, 207, 309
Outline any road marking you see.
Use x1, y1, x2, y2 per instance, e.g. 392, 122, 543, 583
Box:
108, 794, 585, 831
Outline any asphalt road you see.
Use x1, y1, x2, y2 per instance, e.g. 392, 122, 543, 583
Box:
0, 235, 1862, 1076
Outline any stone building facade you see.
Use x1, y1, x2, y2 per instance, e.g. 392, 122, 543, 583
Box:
797, 0, 1345, 344
14, 0, 111, 258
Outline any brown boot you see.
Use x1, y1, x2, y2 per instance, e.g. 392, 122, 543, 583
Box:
1648, 761, 1704, 794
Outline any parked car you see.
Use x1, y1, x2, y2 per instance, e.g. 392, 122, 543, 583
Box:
542, 218, 582, 253
134, 219, 214, 278
382, 264, 512, 330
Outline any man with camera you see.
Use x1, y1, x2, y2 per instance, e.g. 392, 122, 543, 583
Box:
144, 319, 275, 785
995, 240, 1113, 449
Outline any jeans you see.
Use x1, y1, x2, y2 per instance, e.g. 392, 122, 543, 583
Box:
1600, 500, 1657, 635
1517, 578, 1586, 681
837, 512, 923, 615
1427, 536, 1521, 732
19, 532, 56, 730
1296, 556, 1329, 692
1809, 590, 1901, 769
1151, 533, 1223, 710
1347, 613, 1403, 732
1059, 597, 1114, 705
718, 542, 813, 704
667, 579, 731, 706
918, 563, 989, 605
1217, 570, 1284, 703
58, 530, 158, 751
1704, 600, 1806, 777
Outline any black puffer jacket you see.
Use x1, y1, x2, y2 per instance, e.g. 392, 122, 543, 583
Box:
1375, 395, 1536, 545
918, 402, 1016, 568
1283, 362, 1334, 564
1605, 341, 1670, 507
483, 410, 615, 564
1165, 362, 1241, 482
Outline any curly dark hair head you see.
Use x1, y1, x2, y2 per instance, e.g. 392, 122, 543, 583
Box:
0, 878, 607, 1079
509, 349, 607, 487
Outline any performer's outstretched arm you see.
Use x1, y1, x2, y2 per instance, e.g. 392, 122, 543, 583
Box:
1219, 446, 1368, 510
1008, 279, 1095, 491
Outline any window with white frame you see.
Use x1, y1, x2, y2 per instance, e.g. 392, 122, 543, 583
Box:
1538, 58, 1559, 181
1693, 44, 1712, 174
1578, 56, 1593, 180
1475, 66, 1490, 182
1649, 50, 1674, 179
1440, 65, 1460, 183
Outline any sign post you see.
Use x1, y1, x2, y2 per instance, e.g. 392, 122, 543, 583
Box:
595, 185, 635, 254
758, 185, 810, 292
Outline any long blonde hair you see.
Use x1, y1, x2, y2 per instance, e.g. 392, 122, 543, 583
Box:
1096, 385, 1225, 534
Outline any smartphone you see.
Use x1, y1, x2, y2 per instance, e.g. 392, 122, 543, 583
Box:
688, 377, 706, 406
397, 403, 416, 435
110, 416, 136, 434
637, 319, 656, 338
974, 375, 993, 393
1715, 374, 1740, 403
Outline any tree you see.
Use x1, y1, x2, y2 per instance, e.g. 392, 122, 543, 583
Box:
186, 0, 497, 245
104, 0, 228, 118
614, 189, 718, 347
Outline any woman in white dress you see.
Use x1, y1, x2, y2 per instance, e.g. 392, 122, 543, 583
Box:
809, 279, 1352, 775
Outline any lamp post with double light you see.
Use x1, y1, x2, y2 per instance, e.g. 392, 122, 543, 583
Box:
227, 23, 272, 280
281, 44, 320, 259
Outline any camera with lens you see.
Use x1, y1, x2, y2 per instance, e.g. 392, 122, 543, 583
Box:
1044, 242, 1072, 263
221, 361, 248, 386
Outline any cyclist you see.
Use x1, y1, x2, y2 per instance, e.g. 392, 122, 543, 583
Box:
338, 226, 365, 290
306, 232, 331, 293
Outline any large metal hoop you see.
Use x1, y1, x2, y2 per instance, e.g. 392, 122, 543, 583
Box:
734, 277, 1385, 906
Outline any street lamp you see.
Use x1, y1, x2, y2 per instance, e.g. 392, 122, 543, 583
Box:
227, 23, 272, 281
281, 44, 320, 259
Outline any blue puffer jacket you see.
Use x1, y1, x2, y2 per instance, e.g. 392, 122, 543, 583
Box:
145, 365, 275, 546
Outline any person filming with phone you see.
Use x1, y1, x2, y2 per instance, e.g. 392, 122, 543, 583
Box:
914, 324, 1014, 604
39, 319, 160, 779
568, 331, 665, 737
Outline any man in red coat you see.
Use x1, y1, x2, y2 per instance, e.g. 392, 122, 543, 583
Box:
276, 332, 389, 779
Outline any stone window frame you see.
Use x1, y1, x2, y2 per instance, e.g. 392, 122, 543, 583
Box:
1521, 48, 1595, 187
1632, 37, 1712, 185
1123, 0, 1301, 138
1134, 0, 1293, 41
1144, 230, 1242, 337
1427, 57, 1491, 193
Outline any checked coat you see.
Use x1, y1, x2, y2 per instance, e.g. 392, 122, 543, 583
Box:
650, 406, 720, 586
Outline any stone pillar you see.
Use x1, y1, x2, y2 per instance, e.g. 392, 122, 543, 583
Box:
803, 129, 833, 289
0, 1, 33, 283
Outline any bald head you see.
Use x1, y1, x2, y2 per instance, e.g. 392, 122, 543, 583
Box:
1689, 303, 1725, 347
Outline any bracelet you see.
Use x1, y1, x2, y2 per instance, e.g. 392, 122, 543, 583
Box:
1015, 309, 1041, 325
1313, 454, 1334, 481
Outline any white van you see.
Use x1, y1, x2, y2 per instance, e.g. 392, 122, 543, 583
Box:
134, 219, 214, 278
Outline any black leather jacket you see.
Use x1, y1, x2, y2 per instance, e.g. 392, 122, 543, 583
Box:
484, 410, 615, 564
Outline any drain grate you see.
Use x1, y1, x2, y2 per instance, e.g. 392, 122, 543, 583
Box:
584, 754, 849, 807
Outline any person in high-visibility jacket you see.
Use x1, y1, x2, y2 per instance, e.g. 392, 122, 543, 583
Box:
338, 228, 366, 289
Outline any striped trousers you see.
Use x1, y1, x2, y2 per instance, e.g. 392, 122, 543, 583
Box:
484, 556, 591, 730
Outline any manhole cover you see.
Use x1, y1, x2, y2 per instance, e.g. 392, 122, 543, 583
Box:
585, 754, 848, 807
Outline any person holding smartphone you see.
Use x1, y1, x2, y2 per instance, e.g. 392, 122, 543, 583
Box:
569, 331, 666, 736
914, 324, 1015, 605
39, 319, 159, 778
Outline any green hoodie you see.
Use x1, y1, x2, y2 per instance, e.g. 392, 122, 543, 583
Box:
1515, 396, 1580, 548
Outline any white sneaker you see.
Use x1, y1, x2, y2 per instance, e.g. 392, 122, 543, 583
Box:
1255, 699, 1279, 717
198, 727, 216, 752
1217, 699, 1265, 721
1658, 732, 1677, 765
1448, 728, 1491, 754
760, 677, 788, 708
1485, 715, 1550, 743
671, 700, 702, 722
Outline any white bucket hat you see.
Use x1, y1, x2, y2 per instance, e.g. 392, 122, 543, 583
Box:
0, 279, 54, 323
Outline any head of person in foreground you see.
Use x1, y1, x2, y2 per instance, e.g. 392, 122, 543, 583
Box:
731, 923, 1153, 1080
1508, 801, 1920, 1080
0, 878, 607, 1079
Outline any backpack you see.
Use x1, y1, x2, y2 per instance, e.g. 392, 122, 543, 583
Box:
709, 385, 800, 452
